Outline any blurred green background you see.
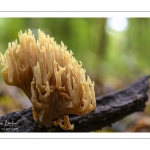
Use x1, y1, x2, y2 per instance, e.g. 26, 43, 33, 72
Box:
0, 18, 150, 132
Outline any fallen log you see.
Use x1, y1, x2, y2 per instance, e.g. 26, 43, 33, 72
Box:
0, 75, 149, 132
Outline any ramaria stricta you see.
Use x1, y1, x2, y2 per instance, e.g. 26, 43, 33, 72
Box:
0, 29, 96, 130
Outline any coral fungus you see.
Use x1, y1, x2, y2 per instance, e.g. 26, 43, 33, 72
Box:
0, 29, 96, 130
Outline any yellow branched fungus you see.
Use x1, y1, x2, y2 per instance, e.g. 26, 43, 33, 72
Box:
0, 29, 96, 130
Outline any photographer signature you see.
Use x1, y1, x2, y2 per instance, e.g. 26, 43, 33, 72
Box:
4, 120, 18, 127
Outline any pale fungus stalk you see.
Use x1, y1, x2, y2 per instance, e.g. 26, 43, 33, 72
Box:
0, 29, 96, 130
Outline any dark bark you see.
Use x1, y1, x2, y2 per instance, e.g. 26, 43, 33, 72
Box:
0, 75, 149, 132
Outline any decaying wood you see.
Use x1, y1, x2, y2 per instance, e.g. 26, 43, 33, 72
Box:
0, 75, 149, 132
